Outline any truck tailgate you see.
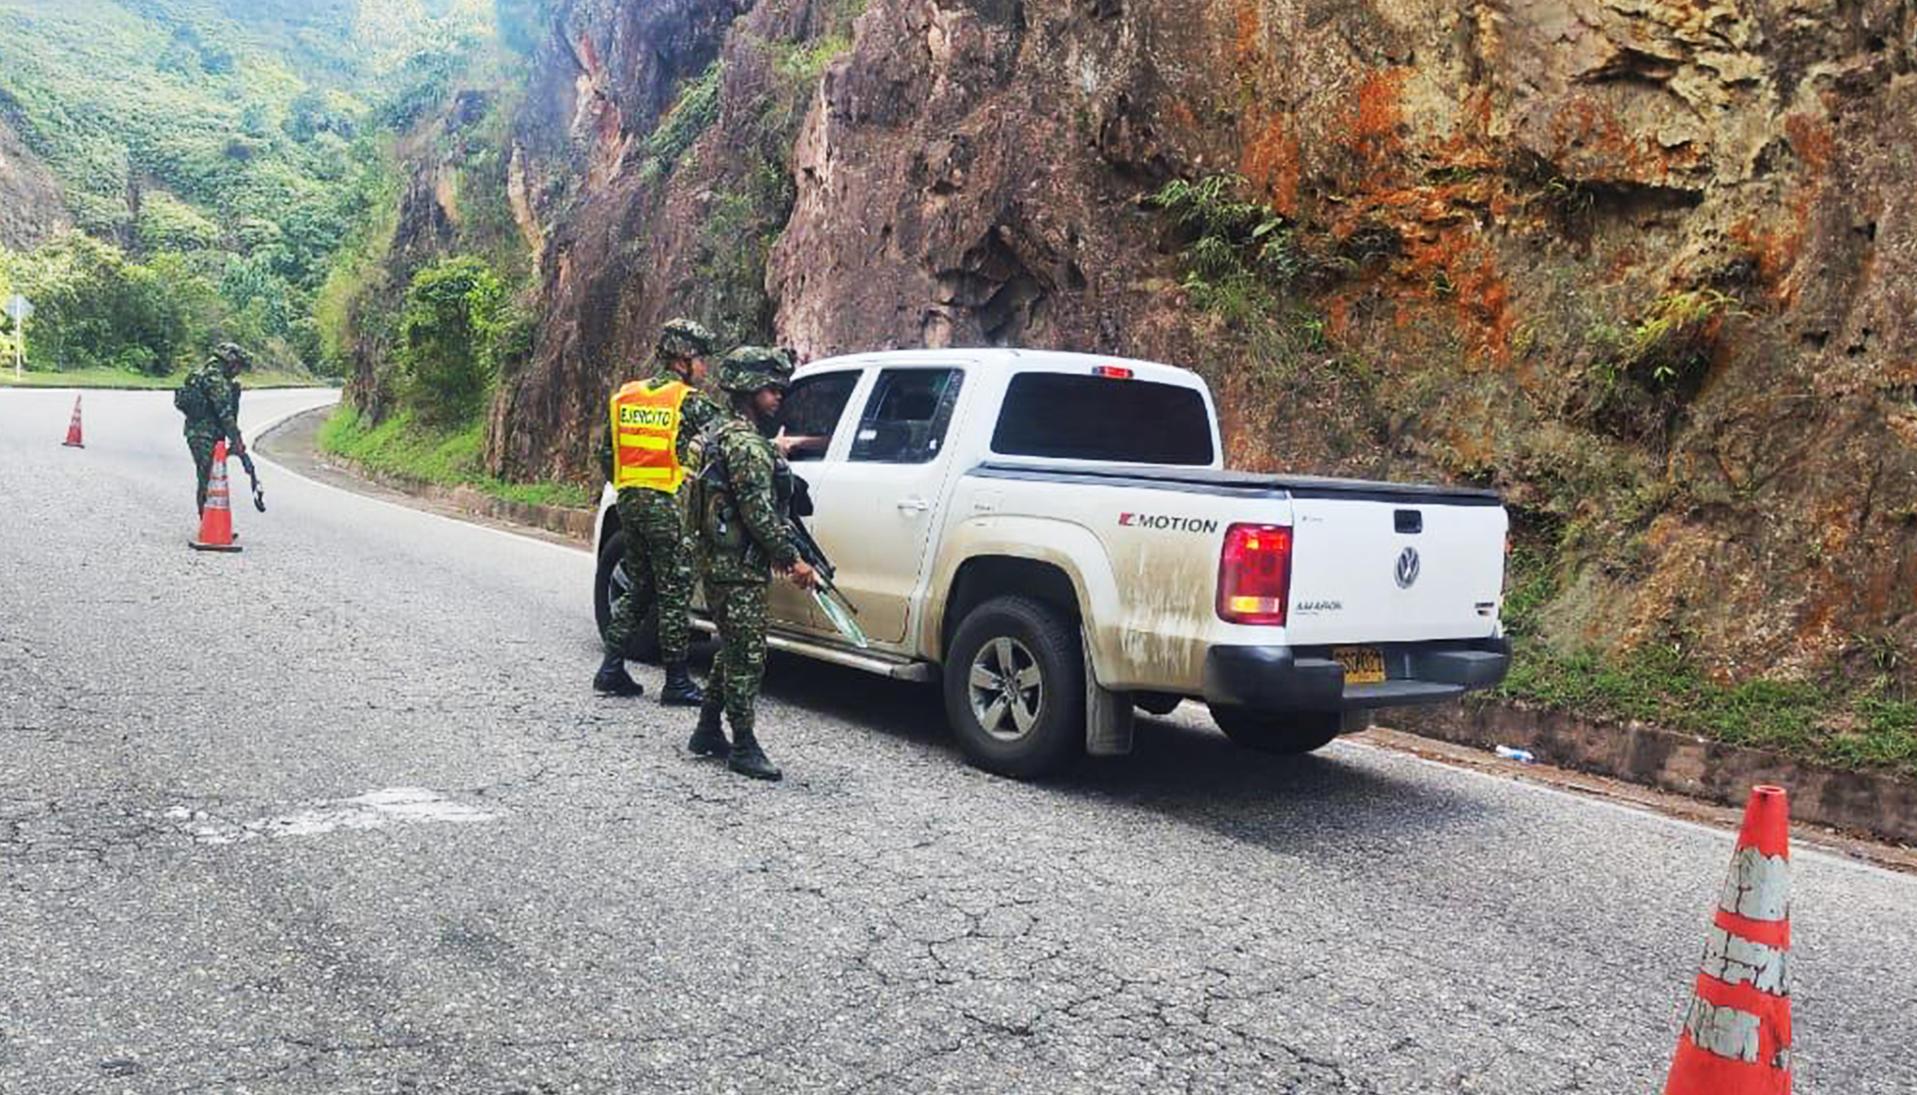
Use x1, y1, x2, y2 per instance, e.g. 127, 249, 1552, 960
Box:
1284, 490, 1506, 646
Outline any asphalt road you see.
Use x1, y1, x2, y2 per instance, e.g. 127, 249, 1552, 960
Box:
2, 388, 1913, 1094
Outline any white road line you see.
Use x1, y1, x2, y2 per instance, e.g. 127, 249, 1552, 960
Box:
164, 788, 496, 845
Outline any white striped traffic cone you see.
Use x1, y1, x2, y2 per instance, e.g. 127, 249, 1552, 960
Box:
1664, 785, 1791, 1094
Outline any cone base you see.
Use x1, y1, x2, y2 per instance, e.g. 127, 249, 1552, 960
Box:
188, 540, 242, 553
62, 441, 84, 448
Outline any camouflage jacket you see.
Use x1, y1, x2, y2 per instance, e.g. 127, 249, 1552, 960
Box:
176, 359, 241, 441
596, 365, 725, 484
693, 413, 799, 585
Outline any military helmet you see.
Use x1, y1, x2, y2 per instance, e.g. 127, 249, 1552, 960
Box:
213, 342, 252, 370
657, 318, 717, 361
716, 345, 795, 394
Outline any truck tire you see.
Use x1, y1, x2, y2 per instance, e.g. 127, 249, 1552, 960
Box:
593, 528, 661, 663
944, 596, 1085, 778
1208, 705, 1343, 755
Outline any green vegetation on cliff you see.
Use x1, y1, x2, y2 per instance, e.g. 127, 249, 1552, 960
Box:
1153, 174, 1917, 777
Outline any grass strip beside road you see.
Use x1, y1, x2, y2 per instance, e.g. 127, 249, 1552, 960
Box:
1, 367, 329, 390
318, 403, 590, 510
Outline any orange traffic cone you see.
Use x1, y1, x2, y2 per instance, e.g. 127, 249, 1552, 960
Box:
1664, 785, 1792, 1094
61, 394, 84, 448
190, 439, 242, 553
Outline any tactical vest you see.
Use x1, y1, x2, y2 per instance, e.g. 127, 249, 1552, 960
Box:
609, 379, 691, 492
690, 418, 793, 569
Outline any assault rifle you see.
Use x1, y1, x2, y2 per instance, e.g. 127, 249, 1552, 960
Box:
238, 451, 267, 512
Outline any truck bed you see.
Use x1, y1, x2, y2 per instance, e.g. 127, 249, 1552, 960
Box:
968, 461, 1503, 506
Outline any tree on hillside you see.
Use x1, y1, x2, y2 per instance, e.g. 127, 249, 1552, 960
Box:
396, 255, 507, 424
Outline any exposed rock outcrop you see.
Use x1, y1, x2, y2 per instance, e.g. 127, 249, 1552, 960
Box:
364, 0, 1917, 688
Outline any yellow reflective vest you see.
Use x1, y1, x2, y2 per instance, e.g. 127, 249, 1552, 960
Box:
609, 378, 691, 492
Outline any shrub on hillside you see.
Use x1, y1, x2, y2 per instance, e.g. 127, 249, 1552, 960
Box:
395, 256, 508, 424
136, 192, 225, 253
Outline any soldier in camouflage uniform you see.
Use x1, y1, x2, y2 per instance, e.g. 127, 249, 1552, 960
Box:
176, 343, 251, 514
594, 319, 725, 703
687, 346, 818, 781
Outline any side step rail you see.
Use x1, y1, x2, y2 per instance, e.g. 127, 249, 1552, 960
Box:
689, 618, 936, 682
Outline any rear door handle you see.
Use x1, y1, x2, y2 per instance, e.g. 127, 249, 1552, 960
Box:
897, 497, 930, 514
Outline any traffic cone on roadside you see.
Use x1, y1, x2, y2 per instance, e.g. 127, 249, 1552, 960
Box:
61, 394, 84, 448
189, 440, 242, 553
1664, 785, 1792, 1094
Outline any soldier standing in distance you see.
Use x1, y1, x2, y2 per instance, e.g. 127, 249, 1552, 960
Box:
176, 343, 251, 514
688, 346, 817, 781
595, 318, 725, 703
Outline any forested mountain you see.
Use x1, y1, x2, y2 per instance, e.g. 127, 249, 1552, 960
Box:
0, 0, 515, 374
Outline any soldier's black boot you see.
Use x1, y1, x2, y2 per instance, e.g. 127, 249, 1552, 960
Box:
591, 651, 645, 696
660, 661, 705, 707
727, 728, 782, 782
687, 707, 730, 759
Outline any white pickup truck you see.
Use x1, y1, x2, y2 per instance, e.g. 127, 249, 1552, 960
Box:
594, 349, 1511, 777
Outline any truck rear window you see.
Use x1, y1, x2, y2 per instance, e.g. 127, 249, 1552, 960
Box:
991, 373, 1214, 465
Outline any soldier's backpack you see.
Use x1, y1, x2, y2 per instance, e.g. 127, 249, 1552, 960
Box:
685, 418, 740, 552
173, 372, 209, 418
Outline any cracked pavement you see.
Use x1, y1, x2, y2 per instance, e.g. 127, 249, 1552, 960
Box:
2, 389, 1915, 1093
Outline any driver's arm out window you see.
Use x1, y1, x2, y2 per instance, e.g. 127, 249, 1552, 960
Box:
777, 371, 860, 461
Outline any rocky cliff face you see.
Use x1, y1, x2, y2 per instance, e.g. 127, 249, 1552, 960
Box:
370, 0, 1917, 688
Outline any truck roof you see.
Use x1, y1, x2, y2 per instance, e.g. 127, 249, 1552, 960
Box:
796, 348, 1205, 388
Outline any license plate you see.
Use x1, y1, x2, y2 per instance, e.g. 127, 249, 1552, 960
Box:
1333, 646, 1386, 685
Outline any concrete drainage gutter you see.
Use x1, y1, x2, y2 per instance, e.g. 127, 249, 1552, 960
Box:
1393, 699, 1917, 847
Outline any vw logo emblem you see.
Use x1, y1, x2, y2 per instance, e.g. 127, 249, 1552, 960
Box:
1394, 546, 1420, 589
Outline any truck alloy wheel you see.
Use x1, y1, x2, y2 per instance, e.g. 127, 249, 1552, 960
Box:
943, 595, 1085, 778
968, 637, 1044, 742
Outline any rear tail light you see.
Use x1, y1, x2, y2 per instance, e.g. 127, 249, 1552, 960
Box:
1217, 523, 1292, 626
1091, 365, 1134, 379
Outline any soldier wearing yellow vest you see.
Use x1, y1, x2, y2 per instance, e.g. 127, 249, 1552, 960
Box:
594, 318, 725, 703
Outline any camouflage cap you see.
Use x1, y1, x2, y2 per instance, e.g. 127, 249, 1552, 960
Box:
657, 318, 718, 361
716, 345, 795, 394
213, 342, 252, 370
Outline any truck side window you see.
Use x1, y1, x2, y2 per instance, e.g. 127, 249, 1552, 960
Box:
849, 368, 963, 464
776, 371, 859, 462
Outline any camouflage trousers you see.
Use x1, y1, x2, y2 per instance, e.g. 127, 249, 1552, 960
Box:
603, 487, 697, 663
186, 432, 218, 513
699, 580, 769, 736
